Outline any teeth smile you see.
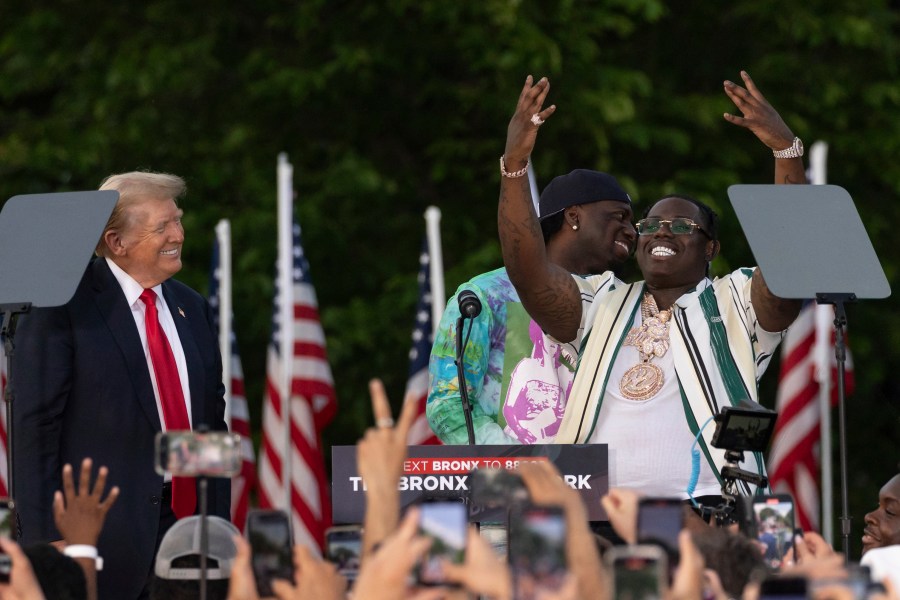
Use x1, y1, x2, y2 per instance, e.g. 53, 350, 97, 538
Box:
615, 241, 630, 251
651, 247, 676, 257
161, 249, 179, 256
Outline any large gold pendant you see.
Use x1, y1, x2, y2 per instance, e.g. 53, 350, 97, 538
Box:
619, 362, 664, 401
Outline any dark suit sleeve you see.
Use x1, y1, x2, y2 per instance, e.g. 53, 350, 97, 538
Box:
11, 306, 73, 543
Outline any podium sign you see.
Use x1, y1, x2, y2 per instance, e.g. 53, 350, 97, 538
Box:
331, 444, 608, 524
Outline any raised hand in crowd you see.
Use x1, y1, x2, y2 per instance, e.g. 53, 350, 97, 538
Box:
352, 508, 445, 600
357, 378, 419, 559
225, 537, 347, 600
441, 527, 512, 600
789, 531, 837, 565
270, 545, 346, 600
517, 460, 607, 600
0, 538, 46, 600
669, 530, 706, 600
701, 568, 731, 600
723, 69, 807, 185
599, 488, 641, 545
226, 536, 260, 600
52, 458, 119, 600
53, 458, 119, 547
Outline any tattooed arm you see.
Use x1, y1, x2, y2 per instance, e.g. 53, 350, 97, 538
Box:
724, 70, 804, 329
498, 76, 584, 343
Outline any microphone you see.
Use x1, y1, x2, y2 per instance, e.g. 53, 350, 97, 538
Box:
457, 290, 482, 319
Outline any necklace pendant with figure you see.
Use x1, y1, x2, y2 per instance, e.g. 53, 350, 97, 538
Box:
619, 362, 664, 401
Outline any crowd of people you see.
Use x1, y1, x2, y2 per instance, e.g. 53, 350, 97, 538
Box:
2, 380, 896, 599
1, 71, 897, 599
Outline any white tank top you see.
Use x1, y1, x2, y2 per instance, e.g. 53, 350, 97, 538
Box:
589, 311, 721, 498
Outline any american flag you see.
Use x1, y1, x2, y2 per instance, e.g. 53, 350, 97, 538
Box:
768, 302, 854, 532
0, 341, 8, 496
257, 222, 335, 551
208, 237, 256, 532
405, 238, 441, 446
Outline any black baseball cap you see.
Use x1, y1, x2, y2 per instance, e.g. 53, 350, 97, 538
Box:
538, 169, 632, 221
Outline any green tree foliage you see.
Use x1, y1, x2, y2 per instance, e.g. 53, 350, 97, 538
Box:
2, 0, 898, 556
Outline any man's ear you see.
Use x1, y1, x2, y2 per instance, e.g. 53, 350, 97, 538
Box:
706, 240, 721, 263
104, 229, 127, 257
564, 206, 580, 229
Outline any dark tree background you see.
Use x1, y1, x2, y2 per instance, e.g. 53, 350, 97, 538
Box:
2, 0, 898, 557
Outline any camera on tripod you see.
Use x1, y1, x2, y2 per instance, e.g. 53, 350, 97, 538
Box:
705, 401, 778, 526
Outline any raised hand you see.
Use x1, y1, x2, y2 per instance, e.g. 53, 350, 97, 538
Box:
441, 527, 512, 600
358, 378, 419, 497
352, 508, 445, 600
271, 545, 347, 600
599, 488, 640, 545
0, 538, 46, 600
226, 536, 261, 600
723, 70, 795, 151
52, 458, 119, 546
669, 530, 706, 600
503, 75, 556, 168
357, 378, 420, 559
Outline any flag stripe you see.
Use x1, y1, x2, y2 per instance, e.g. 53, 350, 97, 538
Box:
768, 303, 854, 533
208, 235, 257, 532
257, 221, 335, 552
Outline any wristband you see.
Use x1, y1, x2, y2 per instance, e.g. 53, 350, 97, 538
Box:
63, 544, 103, 571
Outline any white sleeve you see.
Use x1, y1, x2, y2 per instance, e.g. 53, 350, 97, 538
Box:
734, 268, 785, 376
548, 271, 619, 354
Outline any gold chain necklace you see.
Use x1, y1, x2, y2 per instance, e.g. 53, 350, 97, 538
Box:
619, 293, 672, 401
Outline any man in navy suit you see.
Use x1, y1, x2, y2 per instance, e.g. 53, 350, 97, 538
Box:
12, 171, 230, 599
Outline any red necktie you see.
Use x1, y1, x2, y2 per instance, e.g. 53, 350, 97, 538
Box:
140, 289, 196, 519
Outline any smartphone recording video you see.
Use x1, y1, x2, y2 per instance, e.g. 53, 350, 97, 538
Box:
750, 495, 795, 570
606, 545, 667, 600
637, 497, 683, 560
325, 525, 362, 585
0, 499, 14, 583
415, 500, 467, 586
0, 500, 14, 539
155, 430, 242, 477
508, 505, 567, 600
469, 467, 528, 509
759, 575, 807, 600
247, 509, 293, 597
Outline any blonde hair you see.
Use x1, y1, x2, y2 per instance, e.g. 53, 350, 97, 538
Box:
95, 171, 187, 257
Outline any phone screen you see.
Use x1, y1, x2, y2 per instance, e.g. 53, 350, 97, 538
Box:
247, 510, 293, 597
752, 496, 795, 570
759, 576, 807, 600
325, 526, 362, 584
508, 506, 567, 600
612, 553, 666, 600
637, 498, 683, 557
0, 500, 12, 583
155, 431, 243, 477
0, 501, 13, 539
416, 501, 467, 586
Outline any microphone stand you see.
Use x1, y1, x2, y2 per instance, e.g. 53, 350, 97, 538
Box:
454, 316, 476, 445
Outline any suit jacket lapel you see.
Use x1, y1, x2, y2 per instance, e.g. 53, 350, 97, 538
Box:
162, 282, 205, 428
90, 259, 162, 431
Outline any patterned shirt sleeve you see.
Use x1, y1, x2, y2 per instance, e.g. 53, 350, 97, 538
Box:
732, 267, 785, 377
551, 271, 618, 353
426, 285, 517, 444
